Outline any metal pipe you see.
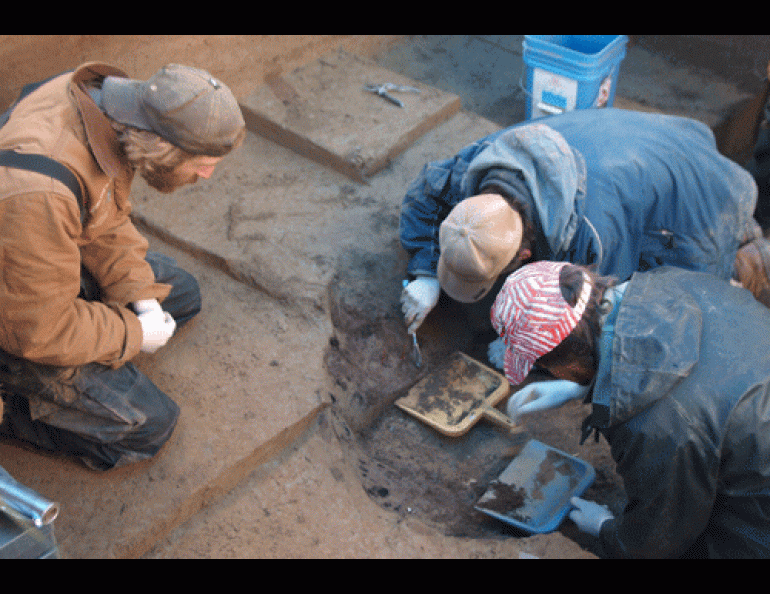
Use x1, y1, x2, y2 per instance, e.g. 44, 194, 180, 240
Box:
0, 472, 59, 527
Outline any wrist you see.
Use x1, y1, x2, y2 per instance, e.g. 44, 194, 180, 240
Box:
133, 299, 161, 315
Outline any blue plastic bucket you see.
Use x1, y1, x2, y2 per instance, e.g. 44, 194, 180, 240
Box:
522, 35, 628, 120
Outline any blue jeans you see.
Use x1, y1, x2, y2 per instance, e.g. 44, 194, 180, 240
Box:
0, 252, 201, 470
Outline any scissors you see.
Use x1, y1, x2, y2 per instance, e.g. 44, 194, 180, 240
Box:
363, 83, 420, 108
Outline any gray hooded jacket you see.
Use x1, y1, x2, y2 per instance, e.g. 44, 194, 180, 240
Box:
586, 267, 770, 558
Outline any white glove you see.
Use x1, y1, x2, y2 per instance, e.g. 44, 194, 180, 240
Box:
134, 299, 177, 354
487, 337, 506, 370
401, 276, 440, 334
134, 298, 167, 315
569, 496, 614, 537
505, 379, 589, 420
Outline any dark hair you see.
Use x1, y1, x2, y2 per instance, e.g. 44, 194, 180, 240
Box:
482, 181, 536, 261
534, 264, 616, 385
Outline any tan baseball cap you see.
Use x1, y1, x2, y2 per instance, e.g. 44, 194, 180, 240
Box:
437, 194, 522, 303
102, 63, 245, 156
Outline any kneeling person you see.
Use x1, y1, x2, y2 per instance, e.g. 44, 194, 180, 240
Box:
0, 63, 245, 470
491, 260, 770, 559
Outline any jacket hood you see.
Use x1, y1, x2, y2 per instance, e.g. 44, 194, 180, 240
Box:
462, 122, 587, 258
593, 269, 702, 428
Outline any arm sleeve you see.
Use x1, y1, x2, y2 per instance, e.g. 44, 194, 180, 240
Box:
79, 204, 171, 306
399, 131, 504, 278
0, 192, 150, 367
598, 411, 720, 559
399, 158, 457, 278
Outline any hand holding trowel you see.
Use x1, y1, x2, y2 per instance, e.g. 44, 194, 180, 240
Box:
401, 278, 439, 367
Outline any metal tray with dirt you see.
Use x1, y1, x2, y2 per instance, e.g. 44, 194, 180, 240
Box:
395, 351, 523, 437
474, 439, 596, 534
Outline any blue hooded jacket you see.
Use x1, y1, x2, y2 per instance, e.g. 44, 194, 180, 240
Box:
400, 108, 757, 282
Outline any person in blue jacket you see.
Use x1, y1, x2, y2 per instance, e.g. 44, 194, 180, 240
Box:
399, 108, 763, 342
491, 260, 770, 558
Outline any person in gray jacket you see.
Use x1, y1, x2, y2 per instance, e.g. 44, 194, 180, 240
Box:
491, 260, 770, 558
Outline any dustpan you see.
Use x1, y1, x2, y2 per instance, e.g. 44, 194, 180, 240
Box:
474, 439, 596, 534
395, 351, 522, 437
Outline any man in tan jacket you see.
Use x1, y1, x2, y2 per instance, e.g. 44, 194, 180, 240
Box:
0, 63, 245, 470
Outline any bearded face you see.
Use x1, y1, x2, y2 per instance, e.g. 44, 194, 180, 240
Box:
141, 164, 200, 193
140, 155, 223, 194
114, 123, 225, 194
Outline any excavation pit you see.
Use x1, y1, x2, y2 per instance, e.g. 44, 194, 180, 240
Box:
323, 248, 627, 548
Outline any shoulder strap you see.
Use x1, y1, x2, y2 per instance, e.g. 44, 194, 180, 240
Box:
0, 150, 85, 224
0, 71, 86, 224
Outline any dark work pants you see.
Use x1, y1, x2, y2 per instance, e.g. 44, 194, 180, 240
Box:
0, 252, 201, 470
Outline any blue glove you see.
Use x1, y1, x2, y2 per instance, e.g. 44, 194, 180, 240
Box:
487, 337, 506, 370
569, 496, 614, 536
505, 379, 589, 420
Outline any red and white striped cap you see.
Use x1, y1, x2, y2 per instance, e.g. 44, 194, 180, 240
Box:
491, 261, 592, 385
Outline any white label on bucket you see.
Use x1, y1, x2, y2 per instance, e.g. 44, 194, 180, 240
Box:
531, 68, 577, 119
594, 75, 613, 108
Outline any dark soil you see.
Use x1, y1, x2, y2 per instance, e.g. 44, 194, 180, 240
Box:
323, 246, 628, 551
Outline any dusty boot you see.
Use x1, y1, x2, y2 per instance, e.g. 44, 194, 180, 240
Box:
734, 238, 770, 309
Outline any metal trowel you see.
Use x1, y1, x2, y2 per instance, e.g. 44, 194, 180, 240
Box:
402, 279, 422, 367
409, 331, 422, 367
